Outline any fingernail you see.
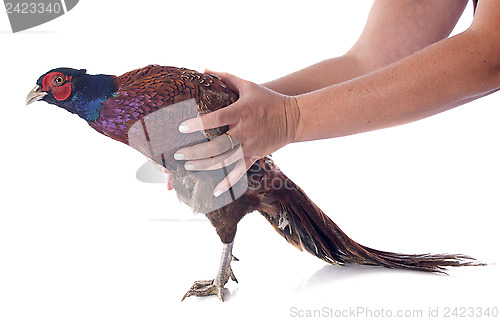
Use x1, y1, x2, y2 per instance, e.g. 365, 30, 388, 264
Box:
178, 124, 189, 133
214, 190, 223, 198
174, 153, 185, 160
184, 163, 195, 170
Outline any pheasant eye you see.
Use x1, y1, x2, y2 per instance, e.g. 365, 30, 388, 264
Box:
55, 76, 64, 84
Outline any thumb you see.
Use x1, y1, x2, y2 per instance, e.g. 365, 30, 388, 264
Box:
204, 69, 247, 93
178, 103, 238, 133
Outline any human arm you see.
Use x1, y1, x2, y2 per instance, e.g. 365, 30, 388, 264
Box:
295, 0, 500, 141
176, 0, 500, 195
263, 0, 469, 95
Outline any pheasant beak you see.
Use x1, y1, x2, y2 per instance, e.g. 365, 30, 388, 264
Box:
25, 85, 48, 106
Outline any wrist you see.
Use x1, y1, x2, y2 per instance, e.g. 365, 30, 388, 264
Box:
284, 95, 301, 144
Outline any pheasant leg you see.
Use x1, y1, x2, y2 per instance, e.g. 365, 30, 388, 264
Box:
181, 241, 238, 302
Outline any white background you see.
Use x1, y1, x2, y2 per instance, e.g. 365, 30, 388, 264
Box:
1, 1, 499, 320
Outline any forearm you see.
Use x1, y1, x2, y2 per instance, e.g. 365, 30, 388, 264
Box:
295, 28, 500, 142
262, 53, 369, 95
263, 0, 469, 97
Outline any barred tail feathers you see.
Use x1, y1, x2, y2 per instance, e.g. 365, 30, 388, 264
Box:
258, 172, 481, 273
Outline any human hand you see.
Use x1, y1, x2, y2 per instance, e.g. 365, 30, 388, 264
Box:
174, 71, 301, 197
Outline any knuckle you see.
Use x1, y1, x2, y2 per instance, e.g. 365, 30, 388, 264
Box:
239, 104, 255, 120
223, 152, 240, 167
198, 159, 211, 169
222, 157, 232, 167
212, 110, 227, 127
183, 147, 196, 159
212, 139, 225, 154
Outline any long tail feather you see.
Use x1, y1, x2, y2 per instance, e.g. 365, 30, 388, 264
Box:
256, 161, 482, 272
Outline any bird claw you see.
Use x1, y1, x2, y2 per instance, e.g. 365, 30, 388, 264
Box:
229, 268, 238, 283
181, 279, 225, 302
182, 242, 238, 302
181, 265, 237, 302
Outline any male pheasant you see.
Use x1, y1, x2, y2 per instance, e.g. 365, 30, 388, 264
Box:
26, 65, 480, 301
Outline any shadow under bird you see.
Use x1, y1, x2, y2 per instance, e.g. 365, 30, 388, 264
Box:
26, 65, 483, 302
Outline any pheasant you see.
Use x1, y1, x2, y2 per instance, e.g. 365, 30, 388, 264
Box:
26, 65, 481, 301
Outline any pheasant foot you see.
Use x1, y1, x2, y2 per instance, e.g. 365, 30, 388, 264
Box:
181, 241, 237, 302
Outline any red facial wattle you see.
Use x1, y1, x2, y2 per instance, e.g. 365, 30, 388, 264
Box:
41, 72, 73, 101
51, 82, 72, 101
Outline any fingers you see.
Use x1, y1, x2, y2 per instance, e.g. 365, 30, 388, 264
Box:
178, 69, 250, 134
184, 145, 244, 171
174, 133, 240, 160
178, 103, 238, 133
175, 70, 258, 198
213, 159, 249, 197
